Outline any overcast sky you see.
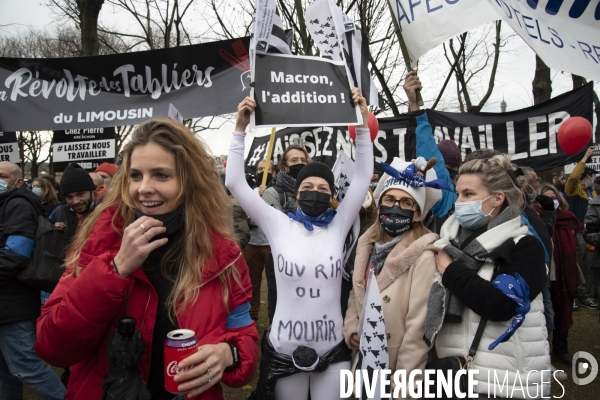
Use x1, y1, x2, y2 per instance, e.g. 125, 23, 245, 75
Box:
0, 0, 597, 156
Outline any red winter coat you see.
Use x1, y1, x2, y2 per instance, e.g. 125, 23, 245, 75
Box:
35, 207, 259, 399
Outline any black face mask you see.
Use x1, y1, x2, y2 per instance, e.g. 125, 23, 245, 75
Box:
448, 169, 458, 182
288, 164, 305, 179
298, 190, 331, 217
134, 204, 185, 240
378, 205, 414, 237
256, 171, 273, 187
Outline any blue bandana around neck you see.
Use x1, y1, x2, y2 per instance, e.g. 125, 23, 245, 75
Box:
488, 273, 531, 350
287, 207, 337, 231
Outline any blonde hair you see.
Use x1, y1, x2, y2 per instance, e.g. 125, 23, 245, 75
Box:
538, 183, 568, 211
33, 177, 58, 204
458, 154, 525, 209
66, 118, 240, 321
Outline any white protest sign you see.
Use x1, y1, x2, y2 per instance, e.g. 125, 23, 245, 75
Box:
387, 0, 496, 63
0, 132, 21, 163
488, 0, 600, 81
52, 139, 115, 163
168, 103, 183, 124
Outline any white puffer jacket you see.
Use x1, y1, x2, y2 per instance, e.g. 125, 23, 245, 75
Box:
434, 215, 551, 399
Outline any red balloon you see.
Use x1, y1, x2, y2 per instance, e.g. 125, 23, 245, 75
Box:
558, 117, 592, 155
349, 112, 379, 143
223, 160, 227, 168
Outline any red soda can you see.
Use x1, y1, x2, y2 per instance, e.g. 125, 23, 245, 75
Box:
164, 329, 199, 393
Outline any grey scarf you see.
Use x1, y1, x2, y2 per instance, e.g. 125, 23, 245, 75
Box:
423, 206, 524, 346
272, 171, 296, 194
368, 235, 403, 276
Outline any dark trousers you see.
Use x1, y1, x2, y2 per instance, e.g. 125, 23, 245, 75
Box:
245, 244, 272, 321
550, 281, 571, 355
576, 232, 595, 300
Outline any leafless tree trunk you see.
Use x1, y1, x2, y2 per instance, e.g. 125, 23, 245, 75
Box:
442, 21, 502, 113
76, 0, 105, 55
572, 74, 600, 142
532, 55, 551, 105
17, 131, 51, 178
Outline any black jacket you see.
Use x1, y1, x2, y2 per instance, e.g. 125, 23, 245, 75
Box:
583, 197, 600, 269
0, 186, 45, 324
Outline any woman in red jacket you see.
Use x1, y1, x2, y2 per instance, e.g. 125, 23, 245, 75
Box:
35, 119, 259, 400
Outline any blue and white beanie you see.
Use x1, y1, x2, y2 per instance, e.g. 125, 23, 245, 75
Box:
373, 158, 443, 216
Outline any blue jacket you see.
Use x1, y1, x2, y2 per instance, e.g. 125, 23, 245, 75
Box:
414, 111, 457, 217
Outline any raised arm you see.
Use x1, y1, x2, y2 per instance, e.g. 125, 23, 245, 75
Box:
406, 72, 456, 218
335, 89, 374, 233
225, 98, 279, 230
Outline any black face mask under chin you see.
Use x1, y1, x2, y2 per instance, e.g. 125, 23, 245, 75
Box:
134, 204, 185, 240
288, 164, 305, 179
378, 205, 414, 237
298, 190, 331, 217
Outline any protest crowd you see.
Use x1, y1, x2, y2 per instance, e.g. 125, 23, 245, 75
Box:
1, 69, 598, 399
1, 1, 599, 400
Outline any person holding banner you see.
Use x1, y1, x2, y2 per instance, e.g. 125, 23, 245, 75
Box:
226, 88, 373, 400
343, 157, 446, 386
425, 155, 551, 398
35, 119, 259, 400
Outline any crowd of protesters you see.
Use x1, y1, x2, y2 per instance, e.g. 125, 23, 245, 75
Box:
0, 74, 597, 400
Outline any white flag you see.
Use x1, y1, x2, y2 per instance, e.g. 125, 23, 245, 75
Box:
358, 268, 389, 400
306, 0, 380, 107
331, 150, 361, 273
251, 0, 291, 55
168, 103, 183, 124
386, 0, 496, 63
488, 0, 600, 81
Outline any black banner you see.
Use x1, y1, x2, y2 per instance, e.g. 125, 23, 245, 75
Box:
245, 83, 594, 173
52, 127, 116, 173
252, 53, 359, 128
0, 132, 20, 163
0, 37, 251, 131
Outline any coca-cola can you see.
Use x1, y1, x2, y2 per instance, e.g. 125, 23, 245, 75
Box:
164, 329, 199, 394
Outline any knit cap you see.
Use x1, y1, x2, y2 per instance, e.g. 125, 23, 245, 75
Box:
373, 158, 443, 216
437, 140, 462, 167
60, 163, 96, 195
295, 162, 335, 194
95, 162, 118, 177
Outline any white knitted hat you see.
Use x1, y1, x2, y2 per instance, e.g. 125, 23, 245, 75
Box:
373, 158, 443, 216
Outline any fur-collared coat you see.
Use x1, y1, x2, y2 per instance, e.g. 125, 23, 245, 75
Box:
343, 225, 439, 377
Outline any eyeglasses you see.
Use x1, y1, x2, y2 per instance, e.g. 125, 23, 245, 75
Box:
381, 195, 417, 210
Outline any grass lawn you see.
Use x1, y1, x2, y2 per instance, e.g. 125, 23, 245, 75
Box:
24, 280, 599, 399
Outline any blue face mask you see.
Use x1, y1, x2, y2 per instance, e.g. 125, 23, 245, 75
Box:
454, 195, 495, 230
0, 179, 15, 196
32, 187, 43, 196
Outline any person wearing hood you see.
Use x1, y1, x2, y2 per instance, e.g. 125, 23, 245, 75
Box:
226, 89, 373, 400
343, 157, 447, 392
427, 155, 550, 398
36, 119, 259, 400
0, 162, 66, 400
